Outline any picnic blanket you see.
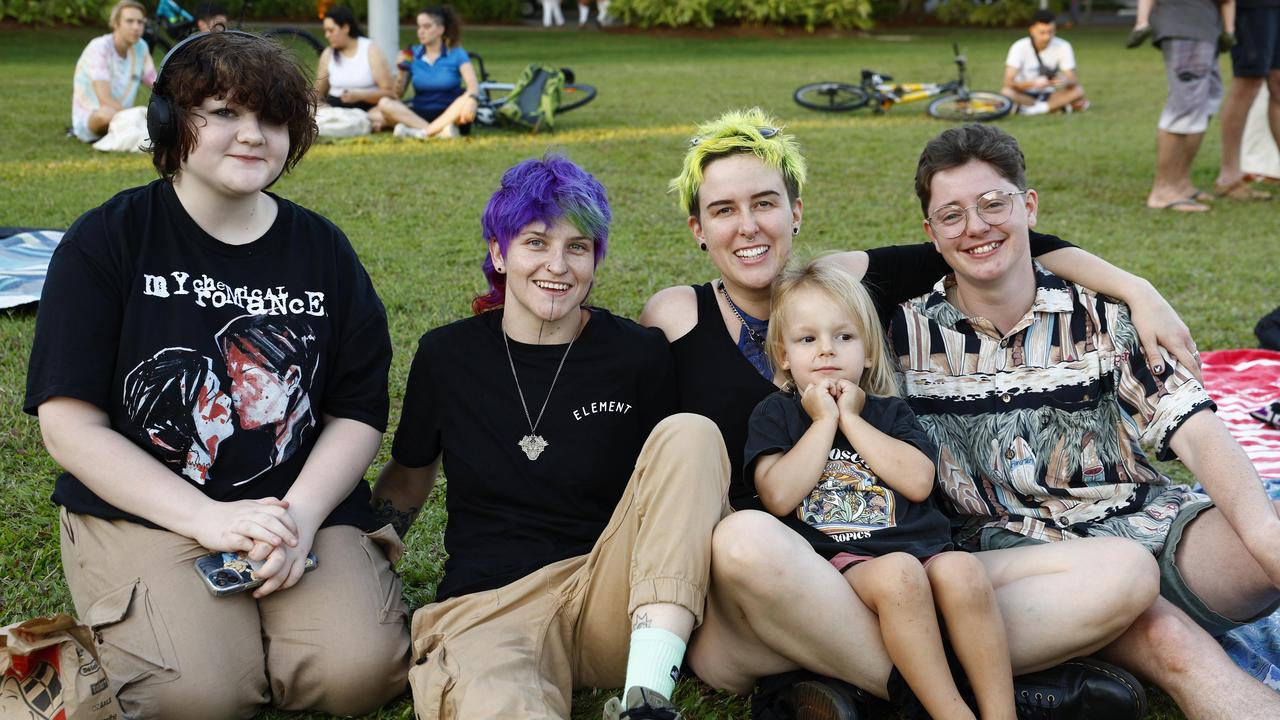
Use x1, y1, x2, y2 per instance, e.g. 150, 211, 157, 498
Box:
1201, 349, 1280, 478
1197, 349, 1280, 689
0, 229, 63, 309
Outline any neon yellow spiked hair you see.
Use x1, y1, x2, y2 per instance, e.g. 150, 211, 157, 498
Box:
669, 107, 807, 218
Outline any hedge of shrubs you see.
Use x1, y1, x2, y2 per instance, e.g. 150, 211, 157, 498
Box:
0, 0, 522, 26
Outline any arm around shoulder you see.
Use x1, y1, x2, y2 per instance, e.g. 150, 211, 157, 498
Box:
640, 285, 698, 343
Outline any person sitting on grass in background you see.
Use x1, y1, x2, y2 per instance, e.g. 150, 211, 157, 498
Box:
1001, 10, 1088, 115
191, 1, 228, 32
30, 30, 409, 719
371, 154, 729, 720
378, 5, 478, 139
745, 257, 1017, 720
70, 0, 156, 143
895, 122, 1280, 720
315, 5, 396, 130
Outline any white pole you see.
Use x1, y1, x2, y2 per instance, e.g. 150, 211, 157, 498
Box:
368, 0, 399, 71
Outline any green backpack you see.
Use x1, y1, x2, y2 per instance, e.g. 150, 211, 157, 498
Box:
496, 64, 565, 133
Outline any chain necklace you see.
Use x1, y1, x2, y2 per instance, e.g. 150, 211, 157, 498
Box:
718, 280, 766, 348
502, 323, 578, 461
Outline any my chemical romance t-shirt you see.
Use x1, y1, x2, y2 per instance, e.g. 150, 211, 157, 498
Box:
392, 308, 678, 601
24, 180, 391, 531
744, 392, 952, 561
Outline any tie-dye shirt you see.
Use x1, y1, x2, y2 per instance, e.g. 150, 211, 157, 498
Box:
890, 263, 1214, 553
71, 34, 156, 142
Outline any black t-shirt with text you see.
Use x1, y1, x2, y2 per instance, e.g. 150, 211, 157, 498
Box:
744, 392, 952, 561
392, 308, 678, 601
24, 180, 390, 531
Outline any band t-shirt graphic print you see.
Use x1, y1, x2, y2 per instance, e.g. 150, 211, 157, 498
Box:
802, 450, 897, 541
25, 180, 391, 531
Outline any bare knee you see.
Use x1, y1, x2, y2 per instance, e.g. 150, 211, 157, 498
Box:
1076, 537, 1160, 631
710, 510, 798, 589
858, 552, 930, 602
926, 551, 993, 604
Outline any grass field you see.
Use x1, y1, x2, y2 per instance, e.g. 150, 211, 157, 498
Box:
1, 21, 1275, 719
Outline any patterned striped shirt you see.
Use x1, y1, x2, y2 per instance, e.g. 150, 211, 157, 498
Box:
889, 264, 1213, 552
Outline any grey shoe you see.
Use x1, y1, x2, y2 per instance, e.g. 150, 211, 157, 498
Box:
602, 687, 682, 720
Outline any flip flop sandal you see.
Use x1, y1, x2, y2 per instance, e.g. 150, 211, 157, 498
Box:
1214, 178, 1273, 200
1154, 198, 1210, 212
1189, 190, 1214, 203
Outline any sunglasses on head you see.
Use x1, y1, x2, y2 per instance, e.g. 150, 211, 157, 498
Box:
689, 126, 780, 147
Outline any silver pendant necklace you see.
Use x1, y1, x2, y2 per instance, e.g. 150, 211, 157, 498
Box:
502, 321, 579, 461
718, 280, 766, 348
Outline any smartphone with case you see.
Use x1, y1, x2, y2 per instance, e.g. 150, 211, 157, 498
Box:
195, 550, 318, 596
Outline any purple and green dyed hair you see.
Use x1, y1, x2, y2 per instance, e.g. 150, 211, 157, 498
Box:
472, 154, 611, 315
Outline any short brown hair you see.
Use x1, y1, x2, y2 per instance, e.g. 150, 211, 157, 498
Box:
914, 124, 1027, 217
149, 32, 317, 181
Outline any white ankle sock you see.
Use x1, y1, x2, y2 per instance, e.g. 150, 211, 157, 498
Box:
579, 4, 590, 23
623, 627, 685, 706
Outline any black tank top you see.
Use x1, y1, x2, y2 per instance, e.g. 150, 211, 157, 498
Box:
671, 282, 777, 510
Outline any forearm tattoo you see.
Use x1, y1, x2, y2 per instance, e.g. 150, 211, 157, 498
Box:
371, 498, 420, 539
632, 611, 652, 630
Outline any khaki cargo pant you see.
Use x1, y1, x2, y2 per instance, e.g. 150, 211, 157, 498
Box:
409, 413, 731, 719
59, 511, 411, 720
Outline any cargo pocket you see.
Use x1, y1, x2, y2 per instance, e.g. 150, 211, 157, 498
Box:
83, 579, 180, 696
409, 632, 456, 720
360, 524, 409, 625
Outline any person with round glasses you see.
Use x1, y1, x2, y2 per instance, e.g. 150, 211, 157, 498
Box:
641, 108, 1202, 718
893, 122, 1280, 720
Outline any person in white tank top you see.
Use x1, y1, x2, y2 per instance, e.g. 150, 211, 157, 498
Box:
316, 6, 394, 130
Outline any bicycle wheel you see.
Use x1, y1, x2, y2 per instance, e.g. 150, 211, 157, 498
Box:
262, 28, 325, 62
927, 91, 1013, 122
793, 82, 869, 112
559, 84, 597, 113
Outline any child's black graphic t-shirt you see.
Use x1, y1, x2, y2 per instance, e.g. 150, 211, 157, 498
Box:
745, 392, 952, 561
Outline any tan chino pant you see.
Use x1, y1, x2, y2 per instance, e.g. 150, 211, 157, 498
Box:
60, 510, 411, 719
408, 413, 731, 719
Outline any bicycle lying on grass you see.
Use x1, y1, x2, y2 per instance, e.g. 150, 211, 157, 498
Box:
146, 0, 324, 61
467, 52, 598, 128
794, 45, 1013, 121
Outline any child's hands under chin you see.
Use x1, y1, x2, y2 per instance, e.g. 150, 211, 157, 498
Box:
800, 379, 840, 423
835, 379, 866, 418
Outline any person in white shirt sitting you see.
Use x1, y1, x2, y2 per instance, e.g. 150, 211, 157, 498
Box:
1001, 10, 1089, 115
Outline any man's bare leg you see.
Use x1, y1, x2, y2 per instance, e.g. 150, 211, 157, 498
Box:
1101, 504, 1280, 720
1148, 130, 1209, 209
687, 512, 1157, 697
1216, 76, 1264, 187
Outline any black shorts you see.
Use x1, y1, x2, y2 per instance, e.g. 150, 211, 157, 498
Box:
1231, 6, 1280, 77
325, 94, 376, 112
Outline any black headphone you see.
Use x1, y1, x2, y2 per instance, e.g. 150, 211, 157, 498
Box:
147, 30, 256, 146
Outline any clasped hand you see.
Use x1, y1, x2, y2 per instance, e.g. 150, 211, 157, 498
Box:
190, 497, 312, 598
800, 379, 866, 424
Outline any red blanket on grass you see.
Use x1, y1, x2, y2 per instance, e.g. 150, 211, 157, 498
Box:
1200, 349, 1280, 479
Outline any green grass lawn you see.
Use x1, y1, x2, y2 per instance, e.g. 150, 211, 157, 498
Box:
1, 22, 1273, 720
